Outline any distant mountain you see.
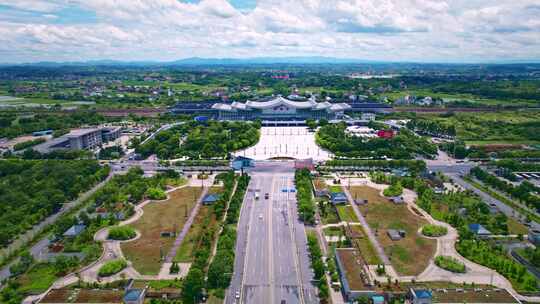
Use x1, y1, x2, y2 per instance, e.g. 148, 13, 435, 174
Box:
169, 56, 383, 65
0, 56, 385, 67
1, 57, 539, 66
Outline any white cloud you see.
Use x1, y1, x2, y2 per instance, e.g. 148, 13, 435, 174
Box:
1, 0, 539, 62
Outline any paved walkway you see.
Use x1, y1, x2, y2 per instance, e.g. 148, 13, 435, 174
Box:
165, 186, 209, 263
340, 184, 390, 265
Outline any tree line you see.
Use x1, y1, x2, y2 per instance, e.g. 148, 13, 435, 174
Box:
295, 169, 316, 225
182, 173, 250, 303
135, 121, 260, 160
471, 167, 540, 212
0, 160, 110, 247
316, 122, 437, 159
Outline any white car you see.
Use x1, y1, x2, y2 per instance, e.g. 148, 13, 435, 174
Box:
235, 291, 240, 299
259, 214, 263, 219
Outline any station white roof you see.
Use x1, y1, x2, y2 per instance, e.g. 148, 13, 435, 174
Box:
212, 96, 350, 113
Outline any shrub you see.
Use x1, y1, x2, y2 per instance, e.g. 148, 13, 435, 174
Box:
108, 226, 137, 240
146, 187, 167, 200
98, 259, 127, 277
421, 224, 448, 237
383, 181, 403, 197
13, 138, 46, 151
435, 256, 466, 273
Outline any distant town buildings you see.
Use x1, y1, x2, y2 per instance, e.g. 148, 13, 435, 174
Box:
394, 95, 442, 106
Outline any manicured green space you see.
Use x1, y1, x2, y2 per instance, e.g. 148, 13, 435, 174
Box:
107, 226, 137, 240
329, 185, 342, 193
98, 259, 127, 277
515, 247, 540, 269
351, 185, 436, 275
434, 256, 466, 273
135, 120, 260, 159
383, 181, 403, 197
317, 122, 437, 159
457, 239, 538, 292
421, 224, 448, 237
13, 138, 46, 151
121, 186, 203, 275
15, 263, 57, 294
349, 225, 382, 265
146, 187, 167, 200
336, 205, 359, 222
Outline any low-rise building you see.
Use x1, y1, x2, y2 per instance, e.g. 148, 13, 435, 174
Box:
330, 192, 348, 205
334, 248, 374, 301
407, 288, 432, 304
468, 223, 492, 238
123, 288, 146, 304
67, 128, 102, 150
101, 126, 122, 142
387, 229, 405, 241
202, 194, 221, 205
63, 224, 86, 238
32, 127, 123, 153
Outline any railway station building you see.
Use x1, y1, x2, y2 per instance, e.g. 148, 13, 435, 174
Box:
211, 96, 351, 121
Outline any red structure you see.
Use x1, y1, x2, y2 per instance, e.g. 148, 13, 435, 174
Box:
377, 130, 395, 139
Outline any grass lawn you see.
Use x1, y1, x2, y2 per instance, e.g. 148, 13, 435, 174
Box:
16, 263, 57, 295
348, 225, 382, 265
336, 204, 359, 222
335, 248, 370, 291
329, 185, 343, 193
121, 186, 203, 275
507, 217, 528, 235
41, 288, 123, 303
207, 294, 226, 304
319, 201, 340, 224
351, 186, 436, 276
174, 204, 219, 262
313, 177, 327, 191
323, 226, 344, 237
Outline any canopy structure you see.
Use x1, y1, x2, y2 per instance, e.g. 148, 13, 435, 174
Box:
212, 96, 350, 121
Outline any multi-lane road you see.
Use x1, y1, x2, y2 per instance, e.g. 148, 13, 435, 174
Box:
226, 161, 318, 304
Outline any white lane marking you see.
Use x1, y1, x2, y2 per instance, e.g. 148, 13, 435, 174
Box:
240, 176, 261, 304
286, 175, 306, 304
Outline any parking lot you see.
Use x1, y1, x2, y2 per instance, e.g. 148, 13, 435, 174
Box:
233, 126, 332, 161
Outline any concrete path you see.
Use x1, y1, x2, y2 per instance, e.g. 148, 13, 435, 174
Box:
340, 184, 391, 265
165, 186, 209, 263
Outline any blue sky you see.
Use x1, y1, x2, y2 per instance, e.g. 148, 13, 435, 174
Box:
0, 0, 539, 63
